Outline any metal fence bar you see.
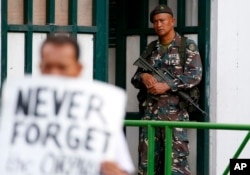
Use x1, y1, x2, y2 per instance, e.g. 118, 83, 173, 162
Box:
25, 31, 33, 74
7, 25, 98, 33
94, 0, 109, 81
69, 0, 77, 26
1, 0, 8, 85
222, 131, 250, 175
46, 0, 55, 25
24, 0, 33, 25
165, 126, 172, 175
24, 0, 33, 74
125, 120, 250, 175
125, 120, 250, 130
148, 125, 155, 175
69, 0, 77, 38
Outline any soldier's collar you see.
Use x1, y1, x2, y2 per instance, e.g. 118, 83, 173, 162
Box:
157, 33, 180, 50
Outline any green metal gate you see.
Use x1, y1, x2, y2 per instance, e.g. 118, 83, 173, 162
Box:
114, 0, 210, 174
1, 0, 109, 84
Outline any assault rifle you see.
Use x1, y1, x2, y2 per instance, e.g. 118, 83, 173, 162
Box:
133, 56, 208, 117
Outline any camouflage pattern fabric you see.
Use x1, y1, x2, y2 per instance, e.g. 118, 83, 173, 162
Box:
131, 33, 202, 175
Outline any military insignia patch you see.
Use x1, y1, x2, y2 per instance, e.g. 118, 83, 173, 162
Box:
188, 43, 196, 51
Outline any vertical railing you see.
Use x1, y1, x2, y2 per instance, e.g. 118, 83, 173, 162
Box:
148, 125, 155, 174
165, 126, 172, 175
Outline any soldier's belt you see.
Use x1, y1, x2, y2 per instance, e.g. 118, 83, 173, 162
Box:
149, 94, 169, 100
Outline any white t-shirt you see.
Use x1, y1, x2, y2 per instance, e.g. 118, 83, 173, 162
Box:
115, 131, 135, 174
102, 130, 135, 174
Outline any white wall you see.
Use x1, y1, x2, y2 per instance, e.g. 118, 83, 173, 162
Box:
32, 33, 47, 76
210, 0, 250, 174
108, 48, 116, 85
210, 1, 218, 174
0, 1, 1, 87
7, 33, 25, 78
125, 36, 140, 170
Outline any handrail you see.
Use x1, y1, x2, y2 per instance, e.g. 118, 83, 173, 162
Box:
124, 120, 250, 175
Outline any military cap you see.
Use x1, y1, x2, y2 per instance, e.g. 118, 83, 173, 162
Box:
150, 4, 173, 23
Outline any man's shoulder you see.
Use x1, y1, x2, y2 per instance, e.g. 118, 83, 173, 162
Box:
186, 39, 199, 52
174, 33, 199, 52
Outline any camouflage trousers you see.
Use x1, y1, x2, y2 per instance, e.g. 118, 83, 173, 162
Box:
138, 96, 192, 175
138, 127, 191, 175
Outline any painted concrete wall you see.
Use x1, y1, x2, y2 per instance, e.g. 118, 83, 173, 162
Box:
210, 0, 250, 174
0, 1, 1, 87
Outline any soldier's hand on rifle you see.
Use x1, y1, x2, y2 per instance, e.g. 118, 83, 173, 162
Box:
148, 82, 170, 95
141, 73, 157, 88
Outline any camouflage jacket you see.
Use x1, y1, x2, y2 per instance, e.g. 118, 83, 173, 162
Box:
131, 33, 202, 109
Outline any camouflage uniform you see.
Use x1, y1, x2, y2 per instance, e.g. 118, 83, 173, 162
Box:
131, 33, 202, 175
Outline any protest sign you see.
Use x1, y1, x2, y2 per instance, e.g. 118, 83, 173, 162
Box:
0, 76, 126, 175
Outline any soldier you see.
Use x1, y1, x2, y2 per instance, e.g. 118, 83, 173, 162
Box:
131, 4, 202, 175
40, 35, 134, 175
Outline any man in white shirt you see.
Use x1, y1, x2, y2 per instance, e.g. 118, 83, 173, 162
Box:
39, 35, 134, 175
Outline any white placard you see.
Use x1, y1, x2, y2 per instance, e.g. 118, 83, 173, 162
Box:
0, 76, 127, 175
